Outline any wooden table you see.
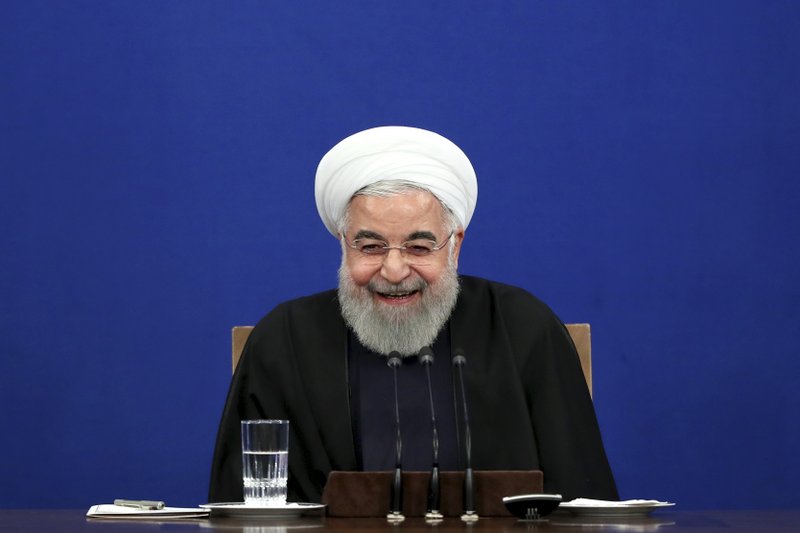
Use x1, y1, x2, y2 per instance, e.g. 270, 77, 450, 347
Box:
1, 508, 799, 532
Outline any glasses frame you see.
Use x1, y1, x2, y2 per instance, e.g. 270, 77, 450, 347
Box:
341, 231, 454, 261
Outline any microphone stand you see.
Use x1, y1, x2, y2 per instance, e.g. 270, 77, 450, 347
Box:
419, 347, 443, 521
386, 352, 405, 523
453, 349, 479, 522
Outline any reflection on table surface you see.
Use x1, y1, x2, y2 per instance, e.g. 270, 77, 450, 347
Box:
2, 509, 800, 532
194, 512, 679, 532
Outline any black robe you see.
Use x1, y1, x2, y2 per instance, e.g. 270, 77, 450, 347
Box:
209, 275, 618, 503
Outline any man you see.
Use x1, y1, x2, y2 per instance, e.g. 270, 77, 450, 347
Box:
209, 126, 618, 504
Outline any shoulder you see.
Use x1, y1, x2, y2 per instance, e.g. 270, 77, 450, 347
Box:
455, 274, 569, 354
249, 289, 341, 344
458, 274, 561, 323
456, 275, 582, 380
276, 289, 341, 318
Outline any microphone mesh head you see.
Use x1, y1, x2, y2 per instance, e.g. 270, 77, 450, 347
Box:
386, 351, 402, 368
418, 346, 434, 366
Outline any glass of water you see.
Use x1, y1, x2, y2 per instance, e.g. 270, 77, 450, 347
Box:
241, 420, 289, 506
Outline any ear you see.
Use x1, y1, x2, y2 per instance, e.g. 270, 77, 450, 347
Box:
451, 229, 465, 268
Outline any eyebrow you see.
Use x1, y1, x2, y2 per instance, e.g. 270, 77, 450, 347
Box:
407, 231, 438, 241
352, 230, 439, 242
353, 230, 385, 241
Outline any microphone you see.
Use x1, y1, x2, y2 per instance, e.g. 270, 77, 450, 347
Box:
386, 352, 405, 522
418, 347, 442, 520
452, 348, 478, 521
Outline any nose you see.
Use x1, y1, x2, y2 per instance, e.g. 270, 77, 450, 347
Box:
379, 248, 412, 284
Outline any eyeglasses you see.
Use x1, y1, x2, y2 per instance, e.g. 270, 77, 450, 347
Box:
342, 231, 453, 264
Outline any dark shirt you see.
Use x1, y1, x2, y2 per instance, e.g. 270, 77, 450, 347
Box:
348, 326, 460, 472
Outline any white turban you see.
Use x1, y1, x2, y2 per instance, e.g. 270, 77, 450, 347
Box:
315, 126, 478, 236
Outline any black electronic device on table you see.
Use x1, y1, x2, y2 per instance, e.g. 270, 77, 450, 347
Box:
502, 493, 562, 520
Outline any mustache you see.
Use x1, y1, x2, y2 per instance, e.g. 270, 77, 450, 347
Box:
367, 277, 427, 295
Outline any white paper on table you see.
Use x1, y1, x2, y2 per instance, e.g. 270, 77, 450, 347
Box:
564, 498, 674, 507
86, 504, 210, 519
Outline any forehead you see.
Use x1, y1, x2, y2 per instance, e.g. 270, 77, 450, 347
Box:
346, 190, 445, 237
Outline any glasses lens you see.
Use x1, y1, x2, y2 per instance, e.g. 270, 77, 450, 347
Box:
402, 240, 435, 257
354, 239, 388, 255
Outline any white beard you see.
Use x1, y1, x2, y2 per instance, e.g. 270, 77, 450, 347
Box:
337, 260, 460, 357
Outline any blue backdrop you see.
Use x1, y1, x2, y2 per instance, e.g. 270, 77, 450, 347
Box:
2, 1, 798, 510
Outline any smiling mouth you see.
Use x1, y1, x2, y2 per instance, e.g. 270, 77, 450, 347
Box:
377, 290, 420, 300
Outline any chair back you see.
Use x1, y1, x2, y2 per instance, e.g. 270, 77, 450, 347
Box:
231, 326, 254, 374
564, 323, 592, 397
